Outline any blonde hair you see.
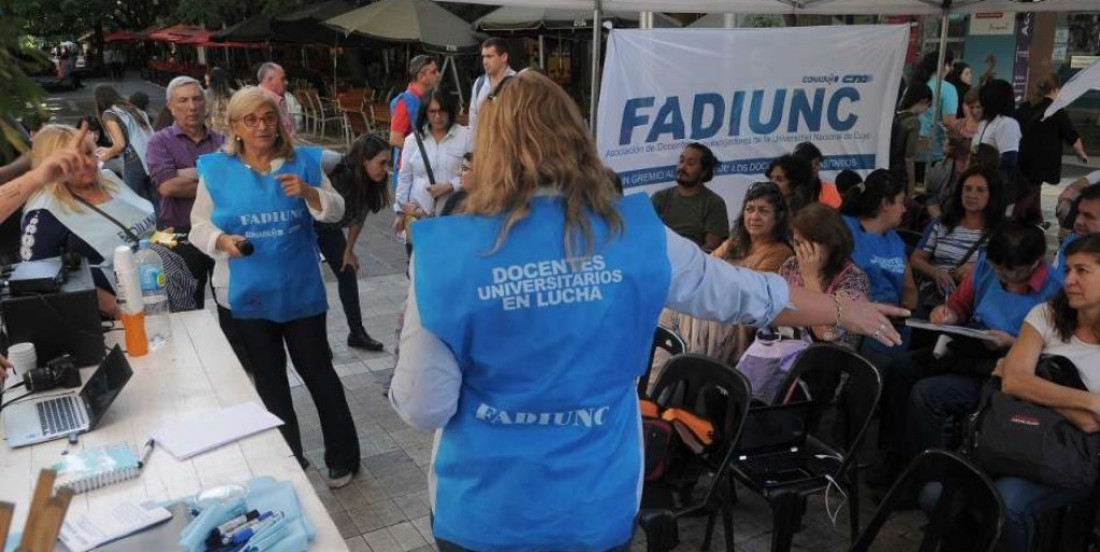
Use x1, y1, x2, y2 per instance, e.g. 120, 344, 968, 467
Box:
465, 70, 621, 255
30, 125, 116, 213
222, 86, 294, 160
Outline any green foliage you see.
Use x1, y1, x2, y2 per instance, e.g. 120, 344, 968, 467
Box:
0, 12, 47, 161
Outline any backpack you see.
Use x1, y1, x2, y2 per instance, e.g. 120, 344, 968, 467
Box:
736, 329, 811, 404
640, 399, 717, 481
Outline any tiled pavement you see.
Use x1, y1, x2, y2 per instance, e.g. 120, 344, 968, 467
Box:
47, 76, 1095, 551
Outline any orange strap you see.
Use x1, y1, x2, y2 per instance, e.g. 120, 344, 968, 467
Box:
661, 408, 715, 446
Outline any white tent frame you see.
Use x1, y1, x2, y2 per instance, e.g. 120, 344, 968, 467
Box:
439, 0, 1100, 137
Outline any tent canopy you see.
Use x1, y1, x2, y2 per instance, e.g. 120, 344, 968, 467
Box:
440, 0, 1099, 15
147, 24, 213, 45
214, 1, 357, 44
325, 0, 481, 51
474, 6, 681, 31
104, 30, 143, 43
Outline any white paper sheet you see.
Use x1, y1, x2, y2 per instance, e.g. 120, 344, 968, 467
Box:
59, 502, 172, 552
149, 402, 284, 460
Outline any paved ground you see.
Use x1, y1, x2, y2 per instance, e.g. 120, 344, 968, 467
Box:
45, 74, 1097, 551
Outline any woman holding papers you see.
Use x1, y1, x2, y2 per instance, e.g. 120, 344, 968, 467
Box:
387, 70, 909, 552
189, 87, 360, 489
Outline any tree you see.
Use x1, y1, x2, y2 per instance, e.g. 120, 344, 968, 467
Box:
0, 10, 48, 162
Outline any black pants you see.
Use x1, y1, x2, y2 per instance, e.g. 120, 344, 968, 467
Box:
170, 233, 214, 309
232, 312, 360, 471
218, 305, 255, 374
314, 224, 365, 334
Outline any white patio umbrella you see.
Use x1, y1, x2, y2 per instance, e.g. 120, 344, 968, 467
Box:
1044, 59, 1100, 120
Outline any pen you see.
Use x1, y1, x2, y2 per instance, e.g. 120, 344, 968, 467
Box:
220, 511, 275, 546
138, 438, 155, 469
206, 510, 261, 548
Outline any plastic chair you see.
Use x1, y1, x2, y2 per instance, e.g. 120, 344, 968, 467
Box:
639, 325, 686, 397
850, 449, 1004, 552
731, 343, 882, 552
639, 354, 751, 552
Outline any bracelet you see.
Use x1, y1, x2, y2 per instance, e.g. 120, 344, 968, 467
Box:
830, 292, 843, 332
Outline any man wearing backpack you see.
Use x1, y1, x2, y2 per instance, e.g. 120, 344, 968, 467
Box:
467, 38, 516, 139
390, 55, 441, 185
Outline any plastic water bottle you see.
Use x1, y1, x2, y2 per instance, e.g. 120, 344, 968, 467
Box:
135, 239, 171, 351
113, 245, 147, 357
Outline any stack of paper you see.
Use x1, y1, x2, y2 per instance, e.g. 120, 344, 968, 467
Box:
150, 402, 284, 460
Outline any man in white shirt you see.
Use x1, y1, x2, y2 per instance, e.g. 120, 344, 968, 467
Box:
467, 37, 517, 139
257, 63, 295, 139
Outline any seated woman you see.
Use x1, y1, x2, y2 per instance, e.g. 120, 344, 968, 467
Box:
910, 166, 1005, 311
792, 141, 842, 208
779, 203, 869, 349
19, 125, 190, 317
663, 181, 793, 365
766, 154, 816, 215
994, 234, 1100, 552
841, 169, 918, 354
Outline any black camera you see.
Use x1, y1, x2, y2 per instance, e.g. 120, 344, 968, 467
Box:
24, 354, 81, 392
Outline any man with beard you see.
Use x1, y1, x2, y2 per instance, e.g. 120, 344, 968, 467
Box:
650, 143, 729, 251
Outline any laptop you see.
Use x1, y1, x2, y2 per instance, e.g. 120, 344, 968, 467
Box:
4, 345, 132, 448
734, 401, 819, 487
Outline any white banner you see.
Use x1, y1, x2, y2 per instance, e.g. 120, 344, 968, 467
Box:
597, 26, 908, 218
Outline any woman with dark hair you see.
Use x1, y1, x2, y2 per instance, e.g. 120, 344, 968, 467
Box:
972, 79, 1022, 173
945, 61, 972, 118
394, 88, 471, 229
842, 169, 918, 352
1014, 72, 1090, 226
995, 235, 1100, 552
93, 84, 156, 208
315, 133, 391, 350
205, 67, 235, 135
792, 141, 842, 208
910, 166, 1004, 310
767, 154, 816, 215
667, 181, 794, 365
780, 203, 870, 349
891, 83, 933, 194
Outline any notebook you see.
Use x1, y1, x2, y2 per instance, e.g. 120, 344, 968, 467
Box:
50, 443, 141, 494
149, 402, 284, 460
58, 501, 173, 552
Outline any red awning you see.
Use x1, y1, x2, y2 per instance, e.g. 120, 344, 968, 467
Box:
146, 24, 213, 45
104, 30, 142, 43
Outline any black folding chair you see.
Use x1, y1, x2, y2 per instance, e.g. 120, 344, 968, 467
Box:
731, 343, 882, 552
639, 354, 751, 552
850, 449, 1004, 552
639, 325, 686, 397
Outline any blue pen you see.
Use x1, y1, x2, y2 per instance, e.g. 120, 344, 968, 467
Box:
223, 512, 283, 547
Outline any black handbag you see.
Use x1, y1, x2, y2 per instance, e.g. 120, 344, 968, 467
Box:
965, 356, 1100, 489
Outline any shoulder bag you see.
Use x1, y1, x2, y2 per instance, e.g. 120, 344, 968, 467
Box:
964, 355, 1100, 489
402, 131, 438, 245
916, 224, 993, 311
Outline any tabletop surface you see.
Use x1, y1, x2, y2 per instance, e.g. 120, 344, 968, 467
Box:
0, 309, 349, 551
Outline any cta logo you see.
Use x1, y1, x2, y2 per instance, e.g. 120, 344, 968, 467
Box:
842, 74, 873, 84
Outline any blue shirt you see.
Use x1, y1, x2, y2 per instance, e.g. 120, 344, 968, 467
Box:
844, 216, 907, 305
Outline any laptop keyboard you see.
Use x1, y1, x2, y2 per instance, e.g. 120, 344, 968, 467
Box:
740, 453, 806, 475
37, 396, 81, 436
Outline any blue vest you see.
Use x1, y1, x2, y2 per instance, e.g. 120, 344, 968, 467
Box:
844, 216, 907, 304
1054, 233, 1079, 272
970, 251, 1061, 335
389, 90, 421, 187
198, 147, 328, 322
412, 193, 670, 552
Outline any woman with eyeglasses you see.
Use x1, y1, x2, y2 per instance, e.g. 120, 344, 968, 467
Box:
662, 181, 793, 366
315, 133, 391, 351
387, 70, 908, 552
190, 87, 361, 489
393, 89, 472, 240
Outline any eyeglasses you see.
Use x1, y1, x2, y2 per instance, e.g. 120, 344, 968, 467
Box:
240, 112, 279, 129
487, 76, 514, 103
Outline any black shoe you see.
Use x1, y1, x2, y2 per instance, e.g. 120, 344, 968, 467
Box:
327, 466, 359, 489
347, 330, 383, 351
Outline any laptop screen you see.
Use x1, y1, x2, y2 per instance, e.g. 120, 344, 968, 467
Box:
737, 401, 813, 455
80, 345, 133, 427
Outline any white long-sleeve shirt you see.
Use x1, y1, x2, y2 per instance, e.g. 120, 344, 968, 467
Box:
189, 156, 344, 307
390, 226, 793, 430
395, 125, 471, 216
467, 67, 517, 138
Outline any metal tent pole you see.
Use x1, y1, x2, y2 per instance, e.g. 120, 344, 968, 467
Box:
589, 0, 602, 136
931, 7, 950, 130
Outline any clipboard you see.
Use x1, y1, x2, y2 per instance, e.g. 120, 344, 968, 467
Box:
905, 319, 998, 342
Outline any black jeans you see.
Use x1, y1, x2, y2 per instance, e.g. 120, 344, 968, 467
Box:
232, 312, 360, 471
217, 304, 255, 374
314, 224, 365, 334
